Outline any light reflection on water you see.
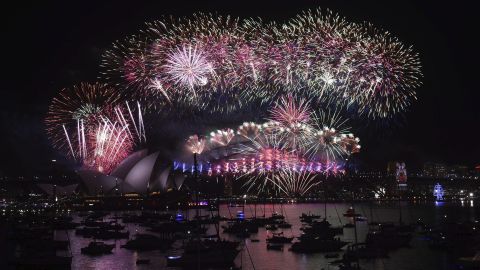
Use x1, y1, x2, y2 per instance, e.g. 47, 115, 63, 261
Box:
54, 202, 476, 270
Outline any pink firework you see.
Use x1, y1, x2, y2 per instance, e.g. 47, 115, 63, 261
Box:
100, 36, 155, 101
85, 120, 133, 173
270, 95, 312, 126
61, 119, 133, 173
48, 87, 146, 173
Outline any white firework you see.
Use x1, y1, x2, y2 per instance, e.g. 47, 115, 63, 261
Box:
305, 110, 359, 161
186, 135, 206, 154
164, 45, 212, 91
272, 169, 320, 197
149, 78, 171, 103
209, 128, 235, 146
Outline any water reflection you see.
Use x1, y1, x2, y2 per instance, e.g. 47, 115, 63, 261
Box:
56, 201, 476, 270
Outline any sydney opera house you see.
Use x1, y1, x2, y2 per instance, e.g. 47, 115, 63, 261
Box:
37, 149, 187, 197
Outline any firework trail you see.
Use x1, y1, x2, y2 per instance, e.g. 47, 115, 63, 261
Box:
272, 169, 320, 197
59, 118, 133, 173
46, 83, 146, 172
87, 119, 133, 173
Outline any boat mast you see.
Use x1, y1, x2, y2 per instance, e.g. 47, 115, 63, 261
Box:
352, 192, 358, 245
193, 152, 201, 269
324, 181, 327, 221
369, 201, 374, 224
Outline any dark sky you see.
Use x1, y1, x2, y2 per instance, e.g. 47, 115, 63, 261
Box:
1, 0, 479, 175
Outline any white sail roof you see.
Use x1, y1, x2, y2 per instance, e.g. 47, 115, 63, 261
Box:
124, 151, 160, 193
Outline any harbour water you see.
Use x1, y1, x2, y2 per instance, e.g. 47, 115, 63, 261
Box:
53, 201, 478, 270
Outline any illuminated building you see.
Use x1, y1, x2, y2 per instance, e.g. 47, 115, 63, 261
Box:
433, 183, 444, 201
423, 162, 447, 178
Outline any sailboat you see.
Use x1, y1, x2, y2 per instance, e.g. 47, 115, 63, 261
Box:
167, 151, 240, 268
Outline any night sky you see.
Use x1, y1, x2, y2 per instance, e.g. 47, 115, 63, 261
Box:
1, 0, 478, 175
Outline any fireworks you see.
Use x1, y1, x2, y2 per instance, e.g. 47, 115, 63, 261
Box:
185, 96, 362, 165
59, 118, 134, 173
305, 110, 360, 161
178, 97, 357, 196
186, 135, 206, 154
272, 170, 320, 197
267, 96, 314, 152
99, 9, 421, 118
46, 83, 121, 151
86, 120, 133, 173
47, 7, 421, 196
46, 83, 146, 173
237, 122, 262, 140
164, 45, 211, 91
270, 95, 311, 126
100, 36, 155, 102
209, 128, 235, 146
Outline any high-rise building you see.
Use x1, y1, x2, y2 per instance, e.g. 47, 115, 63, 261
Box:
434, 163, 447, 178
396, 162, 407, 188
423, 162, 434, 177
423, 162, 447, 178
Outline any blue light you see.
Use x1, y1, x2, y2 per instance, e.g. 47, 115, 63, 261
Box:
433, 183, 444, 201
236, 210, 245, 220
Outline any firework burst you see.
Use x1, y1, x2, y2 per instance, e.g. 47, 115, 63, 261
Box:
305, 110, 360, 161
85, 120, 133, 173
179, 96, 358, 196
270, 95, 311, 126
100, 9, 421, 117
186, 135, 206, 154
46, 83, 122, 151
209, 128, 235, 146
237, 122, 262, 140
48, 8, 421, 195
99, 36, 156, 102
164, 45, 212, 91
46, 83, 146, 172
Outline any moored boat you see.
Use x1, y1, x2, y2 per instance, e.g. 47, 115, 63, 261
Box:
81, 241, 115, 255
